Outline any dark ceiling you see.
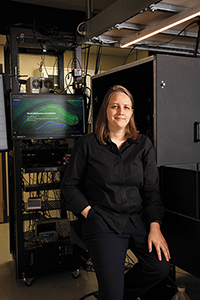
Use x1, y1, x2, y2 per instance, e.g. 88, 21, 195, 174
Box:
2, 0, 118, 37
2, 1, 88, 36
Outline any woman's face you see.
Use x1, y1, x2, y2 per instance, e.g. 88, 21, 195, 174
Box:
106, 92, 133, 132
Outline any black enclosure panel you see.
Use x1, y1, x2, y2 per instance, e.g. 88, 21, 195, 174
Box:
156, 54, 200, 166
160, 164, 199, 219
162, 210, 200, 278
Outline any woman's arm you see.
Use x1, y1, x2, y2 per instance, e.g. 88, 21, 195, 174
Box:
141, 137, 170, 261
60, 137, 90, 215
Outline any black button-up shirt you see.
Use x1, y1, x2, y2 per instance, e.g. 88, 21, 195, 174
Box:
60, 133, 164, 234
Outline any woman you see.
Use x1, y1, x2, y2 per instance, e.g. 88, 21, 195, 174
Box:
60, 85, 170, 300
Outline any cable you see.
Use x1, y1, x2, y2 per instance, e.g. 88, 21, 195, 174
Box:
39, 55, 49, 77
77, 22, 86, 36
122, 47, 135, 65
52, 57, 58, 82
157, 19, 199, 48
194, 19, 200, 57
83, 46, 91, 87
76, 21, 87, 46
95, 46, 102, 75
64, 71, 73, 94
73, 57, 82, 69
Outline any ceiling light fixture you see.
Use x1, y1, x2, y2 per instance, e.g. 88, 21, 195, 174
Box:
120, 3, 200, 48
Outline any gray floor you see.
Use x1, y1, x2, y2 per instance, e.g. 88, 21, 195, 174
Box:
0, 222, 200, 300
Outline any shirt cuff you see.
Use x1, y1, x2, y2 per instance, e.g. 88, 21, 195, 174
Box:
150, 220, 162, 225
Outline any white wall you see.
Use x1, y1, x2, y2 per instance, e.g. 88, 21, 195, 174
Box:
0, 35, 6, 72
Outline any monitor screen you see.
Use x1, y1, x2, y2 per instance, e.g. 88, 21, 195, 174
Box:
0, 74, 8, 151
10, 93, 86, 140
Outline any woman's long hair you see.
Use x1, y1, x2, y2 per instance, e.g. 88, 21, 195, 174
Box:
95, 85, 139, 144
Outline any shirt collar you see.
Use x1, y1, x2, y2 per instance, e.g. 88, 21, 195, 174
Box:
106, 135, 140, 145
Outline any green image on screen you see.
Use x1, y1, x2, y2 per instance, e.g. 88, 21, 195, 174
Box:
12, 94, 85, 139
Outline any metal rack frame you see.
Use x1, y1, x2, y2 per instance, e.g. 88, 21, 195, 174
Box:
4, 27, 82, 282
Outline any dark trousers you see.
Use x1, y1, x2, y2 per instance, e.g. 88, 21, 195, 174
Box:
82, 209, 170, 300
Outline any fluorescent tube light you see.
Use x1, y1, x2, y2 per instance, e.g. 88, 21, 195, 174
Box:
120, 3, 200, 48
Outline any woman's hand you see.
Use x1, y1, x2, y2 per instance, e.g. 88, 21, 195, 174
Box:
148, 222, 171, 262
81, 205, 92, 218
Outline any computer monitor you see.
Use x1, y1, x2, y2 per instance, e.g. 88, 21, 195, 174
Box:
10, 93, 86, 140
0, 74, 8, 151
